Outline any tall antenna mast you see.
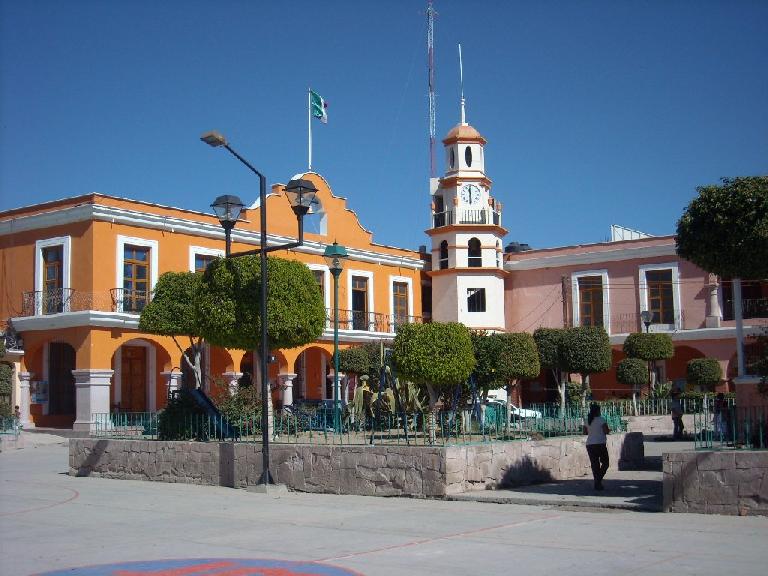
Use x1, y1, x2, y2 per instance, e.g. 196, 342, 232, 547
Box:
427, 0, 436, 178
459, 43, 466, 124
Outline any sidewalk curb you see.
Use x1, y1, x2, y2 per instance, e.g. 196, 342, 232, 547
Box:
444, 493, 662, 512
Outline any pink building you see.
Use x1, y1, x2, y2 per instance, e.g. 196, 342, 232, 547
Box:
504, 234, 768, 403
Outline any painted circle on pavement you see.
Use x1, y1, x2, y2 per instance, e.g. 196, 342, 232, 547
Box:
36, 558, 363, 576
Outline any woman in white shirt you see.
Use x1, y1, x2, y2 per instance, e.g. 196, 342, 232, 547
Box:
583, 403, 610, 490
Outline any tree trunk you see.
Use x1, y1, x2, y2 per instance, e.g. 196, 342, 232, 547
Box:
580, 374, 590, 411
426, 384, 439, 445
180, 342, 203, 390
554, 369, 566, 417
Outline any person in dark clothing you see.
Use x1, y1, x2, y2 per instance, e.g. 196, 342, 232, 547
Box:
583, 403, 610, 490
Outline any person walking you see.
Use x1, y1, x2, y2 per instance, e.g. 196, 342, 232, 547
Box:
671, 390, 684, 440
583, 403, 610, 491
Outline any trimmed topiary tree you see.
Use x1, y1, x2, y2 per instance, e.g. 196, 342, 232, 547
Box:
676, 176, 768, 381
686, 357, 723, 392
561, 326, 612, 408
392, 322, 475, 443
616, 357, 649, 415
623, 332, 674, 394
196, 256, 326, 385
139, 271, 207, 389
496, 332, 540, 436
533, 327, 567, 414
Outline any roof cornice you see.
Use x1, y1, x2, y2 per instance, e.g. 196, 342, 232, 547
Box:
505, 244, 678, 271
1, 203, 424, 270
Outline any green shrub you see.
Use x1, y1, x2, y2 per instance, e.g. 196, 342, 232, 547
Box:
157, 389, 209, 441
686, 358, 722, 390
623, 332, 674, 362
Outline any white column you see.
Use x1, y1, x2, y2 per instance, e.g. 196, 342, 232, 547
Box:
705, 274, 722, 328
222, 371, 243, 396
279, 372, 297, 407
72, 369, 114, 432
160, 370, 183, 398
18, 371, 34, 429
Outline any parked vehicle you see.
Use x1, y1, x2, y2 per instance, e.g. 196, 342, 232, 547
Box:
486, 399, 542, 419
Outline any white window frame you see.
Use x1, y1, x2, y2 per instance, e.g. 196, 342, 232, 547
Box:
389, 275, 414, 332
34, 236, 71, 315
638, 262, 681, 331
347, 269, 375, 331
466, 287, 487, 313
116, 235, 159, 313
188, 246, 224, 272
571, 269, 611, 334
307, 263, 331, 312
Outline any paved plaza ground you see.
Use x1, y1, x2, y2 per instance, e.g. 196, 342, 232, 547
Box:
2, 433, 767, 576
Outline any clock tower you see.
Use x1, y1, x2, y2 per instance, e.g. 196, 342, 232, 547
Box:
427, 119, 507, 331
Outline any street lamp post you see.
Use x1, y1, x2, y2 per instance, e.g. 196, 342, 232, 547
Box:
210, 195, 245, 257
202, 130, 317, 487
323, 241, 348, 433
640, 310, 653, 333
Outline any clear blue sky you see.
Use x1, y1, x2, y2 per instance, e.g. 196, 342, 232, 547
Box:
2, 0, 766, 251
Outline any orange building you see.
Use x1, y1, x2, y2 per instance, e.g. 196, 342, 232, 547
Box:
0, 173, 424, 430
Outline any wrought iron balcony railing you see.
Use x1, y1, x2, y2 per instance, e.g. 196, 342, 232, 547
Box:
22, 289, 74, 316
326, 308, 423, 334
21, 288, 150, 316
723, 297, 768, 321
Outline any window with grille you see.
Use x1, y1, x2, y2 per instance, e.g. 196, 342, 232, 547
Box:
351, 276, 368, 330
42, 246, 64, 313
123, 245, 150, 313
194, 254, 216, 273
393, 281, 409, 327
439, 240, 449, 270
467, 288, 486, 313
646, 269, 674, 324
578, 276, 604, 327
468, 237, 482, 267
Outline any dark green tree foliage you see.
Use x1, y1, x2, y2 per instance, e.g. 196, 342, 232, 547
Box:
686, 358, 723, 390
0, 363, 12, 417
139, 272, 202, 337
471, 331, 509, 396
139, 272, 206, 387
0, 336, 6, 357
623, 333, 674, 362
533, 327, 567, 410
561, 326, 612, 377
338, 342, 385, 386
616, 358, 649, 388
392, 322, 475, 406
196, 256, 325, 350
676, 176, 768, 279
157, 389, 209, 441
497, 332, 540, 381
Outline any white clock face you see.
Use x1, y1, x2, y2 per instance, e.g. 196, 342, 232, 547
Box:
461, 184, 482, 205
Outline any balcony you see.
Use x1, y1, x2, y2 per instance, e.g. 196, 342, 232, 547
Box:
432, 207, 501, 228
21, 288, 151, 316
327, 308, 423, 334
722, 298, 768, 322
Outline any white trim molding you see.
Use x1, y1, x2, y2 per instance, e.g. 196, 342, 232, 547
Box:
389, 275, 414, 320
506, 243, 677, 271
188, 245, 224, 272
571, 269, 611, 335
307, 263, 332, 312
638, 262, 682, 332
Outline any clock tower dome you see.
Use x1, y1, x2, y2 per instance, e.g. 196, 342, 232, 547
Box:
427, 119, 507, 331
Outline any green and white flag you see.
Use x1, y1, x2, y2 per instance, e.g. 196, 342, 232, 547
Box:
310, 90, 328, 124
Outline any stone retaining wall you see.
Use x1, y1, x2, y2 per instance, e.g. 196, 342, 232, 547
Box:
626, 414, 694, 436
70, 433, 643, 497
663, 451, 768, 515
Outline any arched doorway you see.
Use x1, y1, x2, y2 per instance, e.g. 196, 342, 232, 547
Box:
48, 342, 76, 417
293, 347, 332, 402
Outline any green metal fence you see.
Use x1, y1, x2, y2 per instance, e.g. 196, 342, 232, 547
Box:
694, 405, 768, 450
92, 405, 625, 446
0, 416, 20, 436
526, 397, 732, 418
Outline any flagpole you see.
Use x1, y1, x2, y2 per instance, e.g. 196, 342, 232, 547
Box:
308, 88, 312, 171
